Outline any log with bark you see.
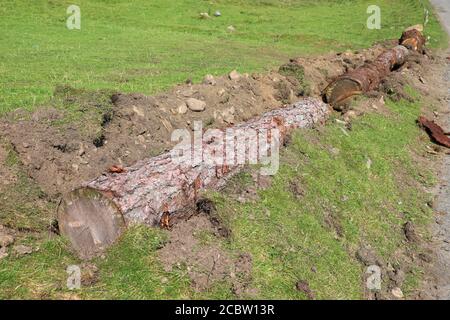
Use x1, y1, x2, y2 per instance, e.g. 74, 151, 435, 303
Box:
323, 25, 426, 110
58, 98, 330, 259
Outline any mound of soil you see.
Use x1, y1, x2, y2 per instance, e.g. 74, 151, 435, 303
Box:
0, 44, 389, 198
158, 214, 254, 294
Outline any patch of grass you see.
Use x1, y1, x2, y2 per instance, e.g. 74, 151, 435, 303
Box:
0, 223, 234, 299
0, 238, 77, 299
49, 85, 115, 126
4, 146, 20, 167
0, 144, 55, 232
278, 62, 310, 96
0, 0, 446, 114
80, 225, 193, 299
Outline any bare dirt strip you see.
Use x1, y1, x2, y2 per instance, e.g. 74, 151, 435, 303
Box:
421, 0, 450, 300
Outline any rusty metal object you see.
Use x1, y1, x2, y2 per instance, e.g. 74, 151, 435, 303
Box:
418, 116, 450, 149
324, 26, 426, 110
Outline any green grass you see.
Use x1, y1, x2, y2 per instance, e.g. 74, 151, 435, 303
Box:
0, 0, 447, 300
0, 143, 55, 232
0, 238, 77, 299
80, 226, 192, 300
0, 0, 446, 114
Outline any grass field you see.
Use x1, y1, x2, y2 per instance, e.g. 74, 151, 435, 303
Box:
0, 0, 448, 299
0, 0, 445, 114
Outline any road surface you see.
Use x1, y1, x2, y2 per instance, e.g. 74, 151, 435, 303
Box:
430, 0, 450, 34
429, 0, 450, 300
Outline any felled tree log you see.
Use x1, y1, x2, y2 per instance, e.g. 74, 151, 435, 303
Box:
57, 98, 330, 259
324, 25, 426, 110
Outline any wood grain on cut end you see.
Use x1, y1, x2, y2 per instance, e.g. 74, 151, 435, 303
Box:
57, 188, 126, 259
325, 78, 362, 111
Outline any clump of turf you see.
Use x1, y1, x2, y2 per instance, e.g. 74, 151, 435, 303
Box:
278, 62, 311, 96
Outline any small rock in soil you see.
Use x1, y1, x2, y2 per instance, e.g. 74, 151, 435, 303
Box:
13, 244, 33, 256
391, 287, 404, 299
222, 106, 235, 124
203, 74, 216, 85
177, 102, 188, 114
343, 110, 357, 122
366, 158, 372, 170
228, 70, 241, 80
132, 105, 145, 117
186, 98, 206, 112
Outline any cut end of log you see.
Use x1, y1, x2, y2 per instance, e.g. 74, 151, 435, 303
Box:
57, 188, 126, 260
324, 78, 362, 111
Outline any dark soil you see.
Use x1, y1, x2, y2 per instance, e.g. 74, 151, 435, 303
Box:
157, 214, 254, 295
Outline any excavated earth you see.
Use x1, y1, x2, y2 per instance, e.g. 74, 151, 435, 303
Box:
0, 44, 389, 197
